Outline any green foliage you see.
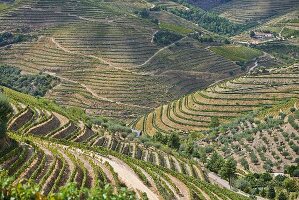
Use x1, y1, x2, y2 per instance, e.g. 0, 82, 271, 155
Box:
153, 30, 183, 46
159, 22, 193, 35
234, 171, 299, 199
167, 132, 180, 150
240, 158, 249, 170
210, 116, 220, 128
0, 170, 136, 200
87, 116, 132, 134
0, 66, 58, 97
168, 5, 254, 35
207, 152, 224, 173
235, 178, 251, 193
219, 157, 237, 185
0, 32, 33, 47
281, 28, 299, 38
210, 45, 262, 62
267, 185, 276, 199
278, 192, 287, 200
284, 164, 299, 177
0, 93, 13, 138
136, 8, 150, 18
283, 178, 298, 192
0, 170, 41, 200
152, 131, 180, 150
255, 42, 299, 64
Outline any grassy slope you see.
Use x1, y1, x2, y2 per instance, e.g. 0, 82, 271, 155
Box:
210, 45, 263, 62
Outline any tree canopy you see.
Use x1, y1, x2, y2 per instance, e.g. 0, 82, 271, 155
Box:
0, 93, 13, 138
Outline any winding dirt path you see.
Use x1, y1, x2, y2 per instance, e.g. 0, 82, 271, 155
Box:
98, 155, 159, 200
137, 36, 187, 68
167, 174, 190, 200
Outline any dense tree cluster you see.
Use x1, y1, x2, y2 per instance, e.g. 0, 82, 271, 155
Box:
153, 31, 183, 46
169, 7, 253, 35
0, 93, 13, 138
235, 172, 299, 199
0, 32, 33, 47
255, 42, 299, 64
0, 66, 59, 97
87, 116, 132, 134
152, 132, 181, 150
207, 152, 237, 185
284, 165, 299, 177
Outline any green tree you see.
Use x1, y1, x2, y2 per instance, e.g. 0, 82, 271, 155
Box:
277, 192, 287, 200
0, 93, 13, 138
282, 151, 289, 158
293, 169, 299, 177
210, 117, 220, 128
235, 178, 251, 193
207, 152, 224, 173
267, 185, 276, 199
168, 132, 180, 150
196, 148, 207, 163
283, 178, 298, 192
240, 158, 249, 170
220, 157, 237, 186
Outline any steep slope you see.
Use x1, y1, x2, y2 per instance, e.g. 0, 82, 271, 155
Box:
212, 0, 299, 24
197, 99, 299, 173
0, 0, 248, 121
187, 0, 231, 10
134, 63, 299, 135
0, 87, 249, 200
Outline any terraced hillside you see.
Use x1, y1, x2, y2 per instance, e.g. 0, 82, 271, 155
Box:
0, 87, 250, 200
0, 0, 249, 121
197, 100, 299, 173
134, 64, 299, 135
233, 10, 299, 47
212, 0, 299, 24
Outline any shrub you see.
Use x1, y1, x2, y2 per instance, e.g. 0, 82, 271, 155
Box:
277, 192, 287, 200
153, 31, 183, 46
235, 178, 251, 193
267, 186, 276, 199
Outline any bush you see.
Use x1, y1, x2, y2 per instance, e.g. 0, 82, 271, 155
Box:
0, 32, 33, 47
153, 31, 183, 46
235, 178, 251, 193
278, 192, 287, 200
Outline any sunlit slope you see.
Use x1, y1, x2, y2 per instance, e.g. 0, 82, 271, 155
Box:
0, 0, 247, 121
134, 64, 299, 135
0, 87, 250, 200
212, 0, 299, 24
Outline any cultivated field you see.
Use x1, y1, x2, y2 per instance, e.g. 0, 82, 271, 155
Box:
0, 0, 249, 121
0, 87, 249, 200
134, 64, 299, 135
212, 0, 299, 24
